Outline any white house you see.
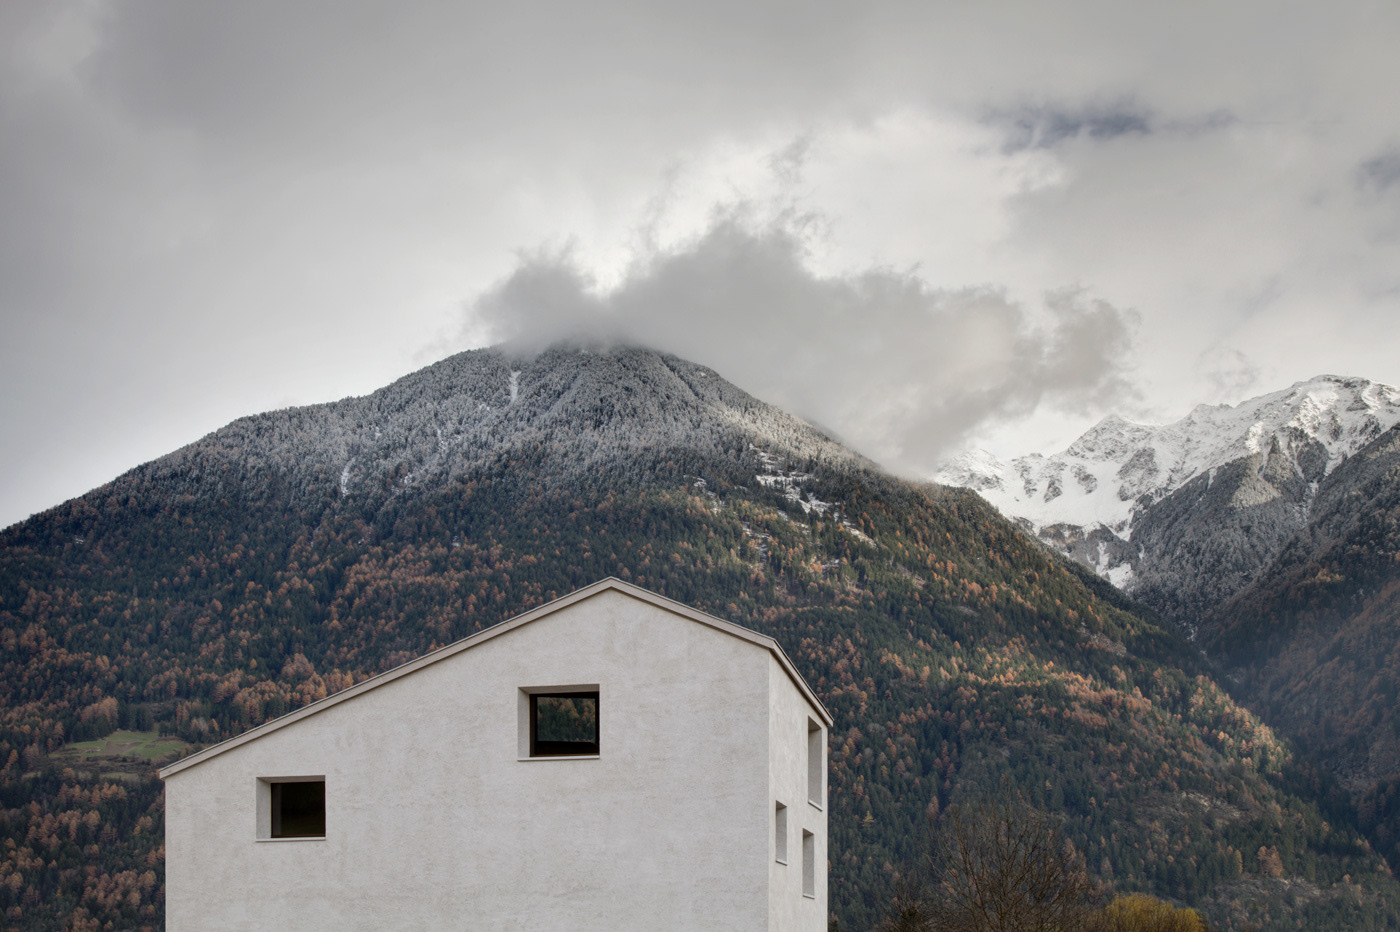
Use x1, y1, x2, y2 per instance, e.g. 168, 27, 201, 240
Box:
160, 577, 832, 931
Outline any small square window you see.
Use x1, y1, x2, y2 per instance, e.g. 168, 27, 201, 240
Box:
529, 691, 599, 757
270, 779, 325, 838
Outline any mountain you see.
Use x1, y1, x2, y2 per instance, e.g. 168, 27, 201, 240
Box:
1205, 420, 1400, 871
938, 375, 1400, 630
116, 343, 867, 512
940, 374, 1400, 887
3, 347, 1398, 930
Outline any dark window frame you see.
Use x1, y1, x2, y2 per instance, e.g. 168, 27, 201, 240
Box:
528, 690, 600, 757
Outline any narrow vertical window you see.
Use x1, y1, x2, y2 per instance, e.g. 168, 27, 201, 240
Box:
807, 718, 823, 807
775, 802, 788, 863
802, 830, 815, 897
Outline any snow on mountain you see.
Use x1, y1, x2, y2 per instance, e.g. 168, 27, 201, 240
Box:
936, 375, 1400, 597
110, 343, 873, 517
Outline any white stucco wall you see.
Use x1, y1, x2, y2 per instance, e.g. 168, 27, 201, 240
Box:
768, 654, 828, 931
164, 586, 829, 931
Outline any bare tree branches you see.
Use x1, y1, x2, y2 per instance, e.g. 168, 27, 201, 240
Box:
883, 788, 1100, 932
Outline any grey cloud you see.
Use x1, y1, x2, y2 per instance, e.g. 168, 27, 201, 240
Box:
81, 0, 870, 162
991, 101, 1154, 152
1196, 347, 1261, 400
1359, 149, 1400, 191
1173, 110, 1238, 136
988, 101, 1241, 155
469, 215, 1136, 473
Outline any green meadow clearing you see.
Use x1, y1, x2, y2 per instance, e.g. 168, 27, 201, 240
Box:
49, 729, 193, 778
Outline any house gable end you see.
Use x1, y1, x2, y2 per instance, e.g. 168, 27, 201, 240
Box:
159, 577, 830, 781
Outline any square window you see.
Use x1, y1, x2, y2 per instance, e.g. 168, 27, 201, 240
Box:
529, 691, 599, 757
270, 779, 325, 838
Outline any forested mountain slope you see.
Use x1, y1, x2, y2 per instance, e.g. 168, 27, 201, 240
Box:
2, 346, 1397, 930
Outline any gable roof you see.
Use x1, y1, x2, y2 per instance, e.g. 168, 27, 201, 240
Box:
159, 577, 833, 779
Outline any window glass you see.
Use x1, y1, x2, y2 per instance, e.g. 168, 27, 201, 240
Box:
530, 692, 599, 756
271, 780, 325, 838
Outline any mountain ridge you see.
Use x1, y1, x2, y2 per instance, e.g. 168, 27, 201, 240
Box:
66, 345, 865, 515
938, 374, 1400, 611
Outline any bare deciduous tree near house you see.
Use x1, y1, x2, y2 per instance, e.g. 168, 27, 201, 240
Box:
881, 789, 1100, 932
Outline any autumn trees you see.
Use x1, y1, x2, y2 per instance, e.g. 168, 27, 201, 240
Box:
1087, 894, 1207, 932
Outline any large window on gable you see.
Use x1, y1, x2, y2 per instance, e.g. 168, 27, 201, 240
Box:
272, 780, 325, 838
258, 776, 325, 840
528, 690, 600, 757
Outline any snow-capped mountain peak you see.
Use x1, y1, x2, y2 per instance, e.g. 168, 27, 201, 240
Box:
1062, 413, 1156, 460
936, 375, 1400, 602
931, 447, 1009, 492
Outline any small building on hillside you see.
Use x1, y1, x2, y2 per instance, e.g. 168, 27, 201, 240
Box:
159, 578, 832, 931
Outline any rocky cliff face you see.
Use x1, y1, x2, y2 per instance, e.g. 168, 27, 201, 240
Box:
1209, 424, 1400, 767
939, 375, 1400, 630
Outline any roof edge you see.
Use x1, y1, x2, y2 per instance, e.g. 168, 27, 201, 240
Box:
159, 578, 831, 780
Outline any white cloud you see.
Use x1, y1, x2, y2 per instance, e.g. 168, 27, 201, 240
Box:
471, 211, 1135, 472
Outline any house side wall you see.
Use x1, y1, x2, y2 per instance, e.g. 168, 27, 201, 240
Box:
165, 589, 770, 931
768, 655, 828, 932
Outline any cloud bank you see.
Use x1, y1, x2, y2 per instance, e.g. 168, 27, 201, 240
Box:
471, 214, 1135, 472
4, 0, 1400, 526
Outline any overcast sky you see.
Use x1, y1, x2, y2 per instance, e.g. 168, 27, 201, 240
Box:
4, 0, 1399, 529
